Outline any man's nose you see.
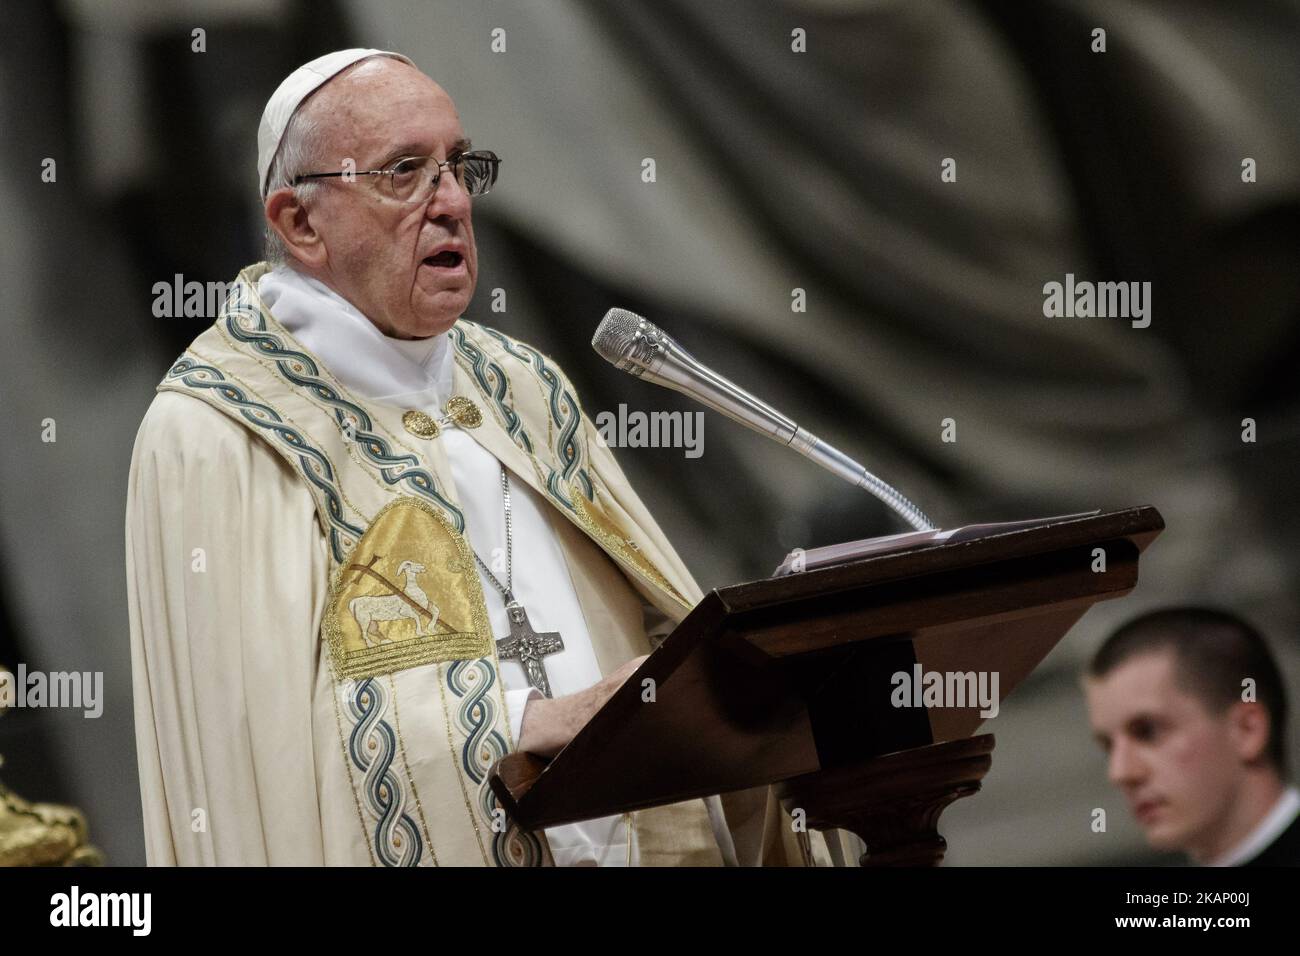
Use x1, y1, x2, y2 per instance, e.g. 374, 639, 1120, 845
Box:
1108, 738, 1146, 787
425, 169, 471, 220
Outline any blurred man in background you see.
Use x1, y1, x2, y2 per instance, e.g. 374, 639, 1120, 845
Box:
1084, 608, 1299, 865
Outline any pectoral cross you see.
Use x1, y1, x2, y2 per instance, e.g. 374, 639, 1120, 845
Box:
495, 600, 565, 698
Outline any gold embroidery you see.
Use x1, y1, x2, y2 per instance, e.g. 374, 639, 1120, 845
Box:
323, 497, 493, 680
401, 400, 480, 441
450, 331, 688, 613
402, 409, 440, 439
329, 677, 379, 867
436, 663, 493, 866
569, 480, 689, 608
446, 396, 482, 429
208, 308, 422, 515
388, 675, 438, 866
194, 338, 375, 530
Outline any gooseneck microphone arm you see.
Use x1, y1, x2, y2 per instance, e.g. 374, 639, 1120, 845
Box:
591, 308, 935, 532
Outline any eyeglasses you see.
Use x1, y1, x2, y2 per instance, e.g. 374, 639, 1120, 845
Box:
292, 150, 501, 204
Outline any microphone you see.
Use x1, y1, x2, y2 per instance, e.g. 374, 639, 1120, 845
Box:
591, 308, 935, 532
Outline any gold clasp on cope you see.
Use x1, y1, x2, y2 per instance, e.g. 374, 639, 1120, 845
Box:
402, 396, 483, 440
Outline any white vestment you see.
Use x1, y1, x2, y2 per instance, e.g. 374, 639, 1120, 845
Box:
126, 265, 765, 866
253, 266, 727, 865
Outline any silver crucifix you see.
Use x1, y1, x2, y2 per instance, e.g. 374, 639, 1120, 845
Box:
495, 600, 565, 698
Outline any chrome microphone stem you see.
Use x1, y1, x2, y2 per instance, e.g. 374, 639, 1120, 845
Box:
593, 307, 937, 533
649, 343, 933, 531
790, 428, 935, 532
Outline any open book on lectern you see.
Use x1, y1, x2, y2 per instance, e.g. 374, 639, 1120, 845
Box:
772, 510, 1104, 576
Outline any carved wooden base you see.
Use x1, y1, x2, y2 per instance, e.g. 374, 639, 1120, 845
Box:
776, 734, 995, 867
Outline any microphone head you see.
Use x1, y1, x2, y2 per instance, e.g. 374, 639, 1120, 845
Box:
593, 308, 681, 380
591, 308, 648, 367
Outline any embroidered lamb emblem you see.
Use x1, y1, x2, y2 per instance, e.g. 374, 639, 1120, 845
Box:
324, 497, 493, 680
347, 558, 440, 644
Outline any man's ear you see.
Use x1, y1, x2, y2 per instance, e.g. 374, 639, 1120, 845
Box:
1228, 700, 1272, 764
265, 187, 326, 268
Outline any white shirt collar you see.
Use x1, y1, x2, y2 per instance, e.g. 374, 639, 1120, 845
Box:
255, 265, 453, 405
1207, 785, 1300, 867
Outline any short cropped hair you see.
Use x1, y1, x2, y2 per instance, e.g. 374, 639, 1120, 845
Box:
1088, 607, 1288, 774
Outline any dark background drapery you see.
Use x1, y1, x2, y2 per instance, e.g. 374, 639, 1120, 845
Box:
1, 0, 1296, 864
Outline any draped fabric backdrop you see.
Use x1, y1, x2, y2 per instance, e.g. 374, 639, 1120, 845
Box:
1, 0, 1296, 864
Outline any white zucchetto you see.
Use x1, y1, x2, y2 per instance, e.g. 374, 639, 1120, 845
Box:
257, 48, 413, 196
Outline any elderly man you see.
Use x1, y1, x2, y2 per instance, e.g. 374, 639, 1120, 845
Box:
1085, 607, 1299, 866
126, 49, 814, 867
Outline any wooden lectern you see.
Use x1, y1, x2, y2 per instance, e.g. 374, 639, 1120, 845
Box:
489, 506, 1164, 866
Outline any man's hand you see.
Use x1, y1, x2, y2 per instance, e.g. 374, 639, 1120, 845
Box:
516, 655, 648, 758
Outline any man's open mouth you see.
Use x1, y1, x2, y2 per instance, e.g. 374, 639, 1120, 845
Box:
423, 251, 464, 268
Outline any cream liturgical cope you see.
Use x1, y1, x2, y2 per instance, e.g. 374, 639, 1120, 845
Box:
127, 263, 825, 867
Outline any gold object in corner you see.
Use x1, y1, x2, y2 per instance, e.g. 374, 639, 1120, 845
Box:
0, 663, 105, 866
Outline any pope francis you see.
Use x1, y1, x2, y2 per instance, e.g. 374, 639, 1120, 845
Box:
125, 49, 819, 867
